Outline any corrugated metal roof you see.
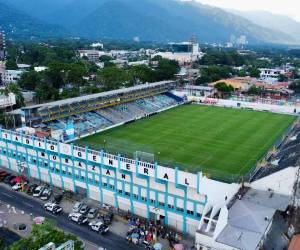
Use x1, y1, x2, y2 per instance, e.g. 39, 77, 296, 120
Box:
22, 81, 174, 110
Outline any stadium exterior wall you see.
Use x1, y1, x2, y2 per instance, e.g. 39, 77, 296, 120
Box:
0, 129, 240, 235
189, 97, 299, 115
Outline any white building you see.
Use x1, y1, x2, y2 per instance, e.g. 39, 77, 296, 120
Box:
34, 66, 48, 72
17, 64, 31, 71
0, 92, 16, 107
128, 60, 149, 66
259, 68, 287, 79
90, 43, 104, 49
152, 42, 203, 64
78, 50, 108, 62
2, 70, 24, 84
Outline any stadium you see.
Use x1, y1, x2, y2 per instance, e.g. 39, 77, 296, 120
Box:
0, 81, 299, 249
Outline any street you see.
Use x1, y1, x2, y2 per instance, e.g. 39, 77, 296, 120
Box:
0, 185, 142, 250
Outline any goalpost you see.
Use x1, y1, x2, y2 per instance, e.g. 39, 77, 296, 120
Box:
133, 151, 155, 163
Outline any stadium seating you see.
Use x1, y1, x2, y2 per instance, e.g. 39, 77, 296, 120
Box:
45, 93, 183, 139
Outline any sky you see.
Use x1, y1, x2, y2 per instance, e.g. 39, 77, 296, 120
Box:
196, 0, 300, 21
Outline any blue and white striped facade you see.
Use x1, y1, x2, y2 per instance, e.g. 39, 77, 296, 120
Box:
0, 129, 239, 235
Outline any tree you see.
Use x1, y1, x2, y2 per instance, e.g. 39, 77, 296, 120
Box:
278, 74, 288, 82
99, 55, 113, 62
155, 58, 179, 81
249, 67, 261, 78
215, 82, 234, 93
18, 71, 41, 91
248, 85, 263, 95
127, 65, 155, 86
97, 66, 127, 90
196, 66, 232, 85
5, 60, 18, 70
290, 80, 300, 93
9, 220, 83, 250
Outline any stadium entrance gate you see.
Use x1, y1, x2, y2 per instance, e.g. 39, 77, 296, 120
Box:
150, 211, 166, 226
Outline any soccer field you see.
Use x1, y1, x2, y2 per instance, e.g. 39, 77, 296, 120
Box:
77, 105, 295, 177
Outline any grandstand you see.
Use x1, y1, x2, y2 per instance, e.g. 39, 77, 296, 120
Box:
20, 81, 183, 140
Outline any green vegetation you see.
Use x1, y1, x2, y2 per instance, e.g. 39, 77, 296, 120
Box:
9, 220, 83, 250
196, 66, 233, 85
77, 105, 295, 178
7, 43, 179, 103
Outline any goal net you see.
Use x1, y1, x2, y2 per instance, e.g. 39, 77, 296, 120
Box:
133, 151, 155, 163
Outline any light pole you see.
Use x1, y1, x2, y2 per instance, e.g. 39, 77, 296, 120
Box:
103, 139, 107, 151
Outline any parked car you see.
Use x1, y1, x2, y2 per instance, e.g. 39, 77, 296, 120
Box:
3, 175, 14, 184
52, 193, 63, 204
0, 172, 9, 181
102, 203, 112, 210
101, 212, 114, 225
12, 182, 27, 191
87, 207, 98, 219
33, 186, 44, 197
44, 203, 63, 214
89, 220, 104, 232
40, 188, 52, 200
68, 213, 88, 225
73, 202, 83, 213
99, 224, 109, 234
26, 184, 38, 195
79, 204, 89, 215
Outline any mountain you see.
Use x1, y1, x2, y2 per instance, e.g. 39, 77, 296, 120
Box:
231, 10, 300, 42
0, 0, 67, 40
0, 0, 297, 45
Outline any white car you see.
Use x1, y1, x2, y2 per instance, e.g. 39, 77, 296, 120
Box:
33, 186, 44, 197
89, 220, 103, 232
40, 188, 52, 200
68, 212, 88, 225
44, 203, 63, 214
102, 203, 111, 210
73, 202, 83, 213
12, 182, 27, 191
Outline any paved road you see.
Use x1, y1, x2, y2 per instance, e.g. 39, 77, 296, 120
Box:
0, 185, 141, 250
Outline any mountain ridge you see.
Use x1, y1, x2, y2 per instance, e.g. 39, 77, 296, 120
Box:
0, 0, 297, 45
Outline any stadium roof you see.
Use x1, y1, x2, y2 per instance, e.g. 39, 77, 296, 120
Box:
22, 81, 175, 110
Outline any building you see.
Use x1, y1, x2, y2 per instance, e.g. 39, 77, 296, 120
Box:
0, 31, 5, 61
178, 85, 215, 97
259, 68, 287, 79
77, 50, 108, 62
90, 42, 104, 49
0, 61, 5, 85
17, 64, 31, 71
152, 41, 203, 64
39, 240, 74, 250
2, 70, 24, 84
128, 60, 149, 66
0, 128, 240, 235
288, 235, 300, 250
34, 66, 48, 72
195, 186, 292, 250
0, 93, 16, 107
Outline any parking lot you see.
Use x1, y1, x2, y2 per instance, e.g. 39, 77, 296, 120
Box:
0, 168, 194, 250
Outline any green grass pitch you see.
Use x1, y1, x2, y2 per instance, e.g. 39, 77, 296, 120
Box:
77, 105, 295, 177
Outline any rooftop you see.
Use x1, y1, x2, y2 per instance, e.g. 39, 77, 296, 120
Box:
216, 189, 281, 250
22, 81, 174, 110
